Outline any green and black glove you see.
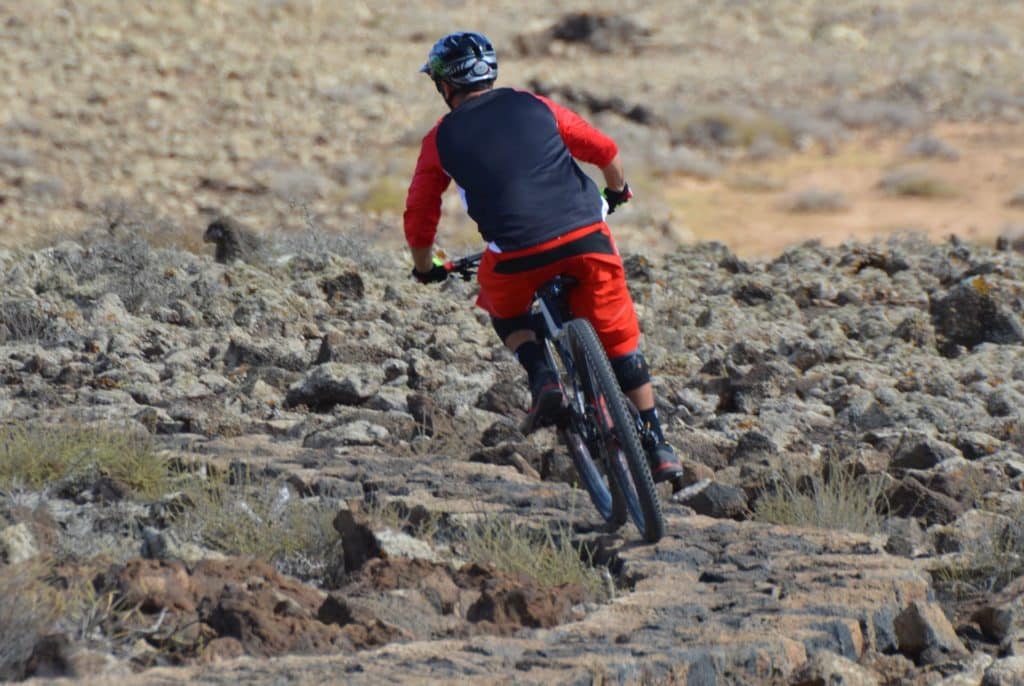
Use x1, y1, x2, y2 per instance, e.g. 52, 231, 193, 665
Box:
603, 182, 633, 214
411, 260, 449, 284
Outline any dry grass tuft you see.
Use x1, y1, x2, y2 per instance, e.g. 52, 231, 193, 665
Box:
0, 564, 61, 681
753, 460, 887, 534
362, 496, 442, 541
0, 424, 174, 499
459, 513, 606, 601
932, 513, 1024, 600
175, 475, 342, 581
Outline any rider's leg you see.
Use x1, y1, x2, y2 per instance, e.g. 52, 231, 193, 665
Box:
625, 383, 654, 412
492, 316, 562, 431
610, 350, 682, 485
611, 352, 665, 436
492, 315, 550, 385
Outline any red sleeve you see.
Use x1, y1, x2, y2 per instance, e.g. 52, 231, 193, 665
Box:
403, 124, 451, 249
532, 93, 618, 167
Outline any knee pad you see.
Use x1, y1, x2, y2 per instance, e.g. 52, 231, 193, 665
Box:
610, 351, 651, 393
491, 313, 540, 343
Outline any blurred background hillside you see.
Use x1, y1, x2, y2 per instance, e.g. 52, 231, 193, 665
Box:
2, 0, 1023, 258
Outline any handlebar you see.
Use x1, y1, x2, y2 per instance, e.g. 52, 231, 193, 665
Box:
442, 251, 484, 281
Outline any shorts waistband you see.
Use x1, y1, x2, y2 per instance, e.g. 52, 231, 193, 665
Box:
492, 223, 613, 274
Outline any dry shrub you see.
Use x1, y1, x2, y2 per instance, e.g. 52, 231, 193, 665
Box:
878, 168, 957, 198
175, 475, 342, 582
753, 460, 887, 534
825, 99, 923, 130
459, 513, 606, 601
1007, 190, 1024, 208
782, 188, 850, 214
0, 564, 61, 681
932, 514, 1024, 600
648, 145, 722, 180
0, 300, 53, 343
902, 134, 960, 161
0, 424, 173, 499
727, 174, 786, 193
670, 105, 790, 150
996, 224, 1024, 253
59, 231, 200, 315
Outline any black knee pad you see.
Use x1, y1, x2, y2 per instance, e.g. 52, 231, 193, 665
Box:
491, 313, 540, 343
610, 351, 651, 393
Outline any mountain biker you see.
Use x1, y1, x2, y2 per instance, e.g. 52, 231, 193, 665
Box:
403, 31, 682, 485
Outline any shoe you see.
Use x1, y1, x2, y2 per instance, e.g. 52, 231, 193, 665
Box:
521, 373, 564, 435
646, 439, 683, 485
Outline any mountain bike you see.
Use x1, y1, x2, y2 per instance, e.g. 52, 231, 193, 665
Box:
444, 252, 665, 543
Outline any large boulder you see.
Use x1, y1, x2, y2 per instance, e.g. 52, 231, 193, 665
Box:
285, 363, 384, 411
930, 280, 1024, 351
893, 601, 968, 665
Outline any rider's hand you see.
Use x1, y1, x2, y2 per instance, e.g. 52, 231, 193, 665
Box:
411, 263, 449, 284
603, 183, 632, 214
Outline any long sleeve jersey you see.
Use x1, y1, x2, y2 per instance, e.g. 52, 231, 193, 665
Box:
403, 88, 618, 252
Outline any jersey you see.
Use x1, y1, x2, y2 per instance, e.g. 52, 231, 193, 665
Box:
403, 88, 618, 252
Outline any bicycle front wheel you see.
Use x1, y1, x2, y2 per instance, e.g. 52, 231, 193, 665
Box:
565, 319, 665, 543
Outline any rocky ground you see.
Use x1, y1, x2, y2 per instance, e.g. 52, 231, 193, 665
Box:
3, 1, 1024, 684
0, 226, 1023, 684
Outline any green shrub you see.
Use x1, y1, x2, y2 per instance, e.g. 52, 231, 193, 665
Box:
459, 514, 607, 601
0, 424, 173, 499
753, 460, 886, 534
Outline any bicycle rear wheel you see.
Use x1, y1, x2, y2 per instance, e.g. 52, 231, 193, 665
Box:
565, 319, 665, 543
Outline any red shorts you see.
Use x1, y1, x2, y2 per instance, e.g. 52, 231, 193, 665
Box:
476, 222, 641, 358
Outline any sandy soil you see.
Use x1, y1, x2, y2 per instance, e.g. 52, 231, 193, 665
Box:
662, 122, 1024, 257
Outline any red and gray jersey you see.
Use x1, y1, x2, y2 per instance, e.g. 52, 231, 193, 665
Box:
403, 88, 618, 252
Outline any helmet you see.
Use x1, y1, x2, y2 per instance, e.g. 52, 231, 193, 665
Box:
420, 32, 497, 87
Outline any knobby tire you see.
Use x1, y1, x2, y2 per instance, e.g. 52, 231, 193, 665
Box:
565, 319, 665, 543
547, 336, 624, 528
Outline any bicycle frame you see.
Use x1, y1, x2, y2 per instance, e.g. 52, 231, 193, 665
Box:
532, 277, 584, 420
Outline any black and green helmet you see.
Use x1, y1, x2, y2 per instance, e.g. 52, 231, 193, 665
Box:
420, 32, 497, 86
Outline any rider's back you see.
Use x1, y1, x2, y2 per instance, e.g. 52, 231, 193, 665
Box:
435, 88, 602, 251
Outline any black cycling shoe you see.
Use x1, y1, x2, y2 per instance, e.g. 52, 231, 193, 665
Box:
646, 439, 683, 485
520, 374, 564, 435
